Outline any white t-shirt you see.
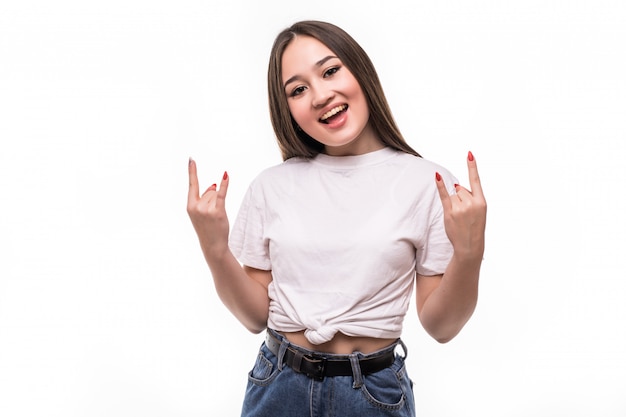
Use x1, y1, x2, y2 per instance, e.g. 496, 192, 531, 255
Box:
229, 147, 457, 344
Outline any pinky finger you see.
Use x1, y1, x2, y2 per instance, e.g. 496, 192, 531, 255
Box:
435, 171, 452, 212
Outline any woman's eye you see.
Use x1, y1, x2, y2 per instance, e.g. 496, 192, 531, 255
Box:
324, 67, 340, 77
290, 86, 306, 97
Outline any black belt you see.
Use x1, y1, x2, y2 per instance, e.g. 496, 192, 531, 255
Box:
265, 331, 396, 381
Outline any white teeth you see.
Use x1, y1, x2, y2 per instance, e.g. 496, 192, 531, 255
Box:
320, 105, 347, 121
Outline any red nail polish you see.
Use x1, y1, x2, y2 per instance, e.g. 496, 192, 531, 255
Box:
468, 151, 474, 162
223, 171, 228, 180
454, 183, 460, 188
435, 172, 442, 181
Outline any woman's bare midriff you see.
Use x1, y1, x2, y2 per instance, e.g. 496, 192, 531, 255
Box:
281, 330, 397, 355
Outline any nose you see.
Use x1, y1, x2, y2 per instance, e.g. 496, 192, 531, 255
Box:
311, 84, 334, 108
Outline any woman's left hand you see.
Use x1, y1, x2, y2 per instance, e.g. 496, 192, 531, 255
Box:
435, 151, 487, 260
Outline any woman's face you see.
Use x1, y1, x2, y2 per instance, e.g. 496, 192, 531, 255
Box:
281, 36, 381, 156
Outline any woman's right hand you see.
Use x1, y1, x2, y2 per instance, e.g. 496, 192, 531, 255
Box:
187, 158, 230, 259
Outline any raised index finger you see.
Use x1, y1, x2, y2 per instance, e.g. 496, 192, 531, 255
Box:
188, 157, 200, 200
467, 151, 484, 198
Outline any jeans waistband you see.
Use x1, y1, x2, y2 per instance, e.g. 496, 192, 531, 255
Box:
265, 328, 405, 382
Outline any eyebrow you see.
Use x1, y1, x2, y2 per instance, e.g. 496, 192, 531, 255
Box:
283, 55, 338, 89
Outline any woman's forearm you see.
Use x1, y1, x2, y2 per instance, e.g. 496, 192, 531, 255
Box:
418, 253, 482, 343
202, 245, 270, 334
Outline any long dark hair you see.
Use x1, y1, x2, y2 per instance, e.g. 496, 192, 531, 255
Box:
267, 20, 421, 161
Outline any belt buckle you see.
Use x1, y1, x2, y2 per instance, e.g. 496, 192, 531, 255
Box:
307, 357, 327, 381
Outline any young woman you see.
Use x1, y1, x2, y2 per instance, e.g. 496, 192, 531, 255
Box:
187, 20, 486, 417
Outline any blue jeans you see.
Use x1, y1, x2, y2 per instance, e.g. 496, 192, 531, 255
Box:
241, 329, 415, 417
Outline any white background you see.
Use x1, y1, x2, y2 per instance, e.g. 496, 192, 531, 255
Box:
1, 1, 625, 416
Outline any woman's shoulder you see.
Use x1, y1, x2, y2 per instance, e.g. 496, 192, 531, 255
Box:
247, 156, 311, 189
393, 151, 456, 181
260, 156, 309, 175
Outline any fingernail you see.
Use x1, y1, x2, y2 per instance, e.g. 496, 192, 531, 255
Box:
435, 172, 442, 181
223, 171, 228, 181
188, 157, 193, 166
468, 151, 474, 162
210, 183, 217, 190
454, 183, 460, 188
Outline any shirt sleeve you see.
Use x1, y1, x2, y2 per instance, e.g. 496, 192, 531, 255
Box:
416, 202, 453, 276
228, 182, 272, 271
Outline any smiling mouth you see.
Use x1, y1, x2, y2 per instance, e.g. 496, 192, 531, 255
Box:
319, 105, 348, 124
